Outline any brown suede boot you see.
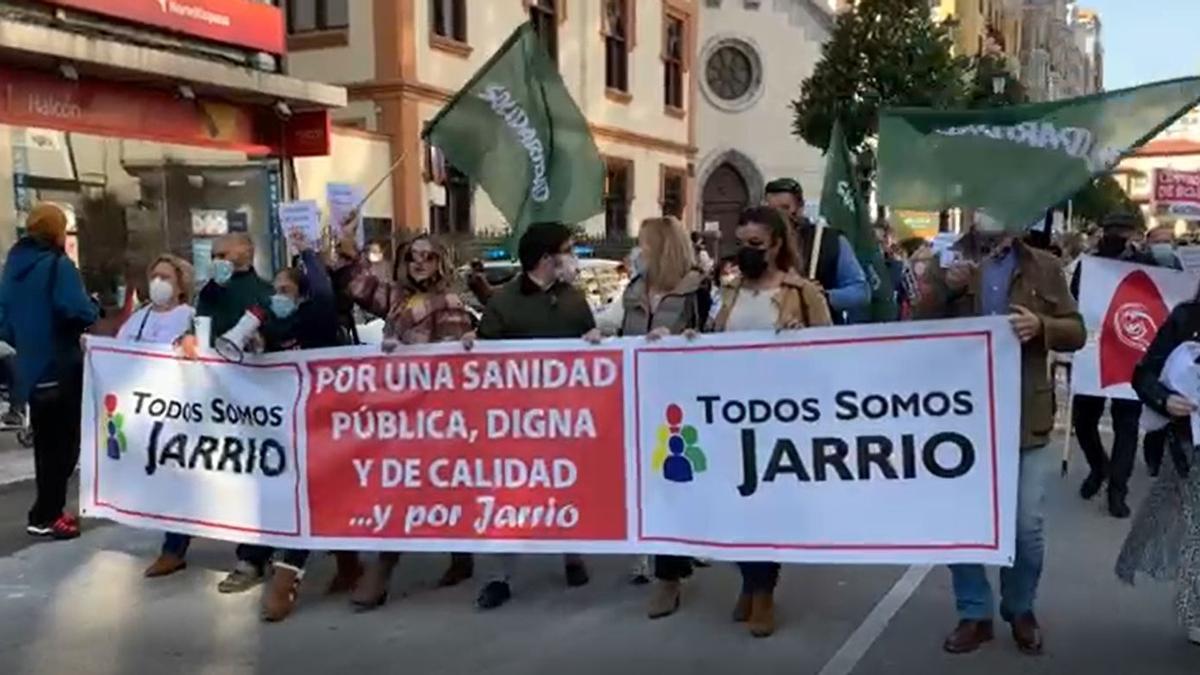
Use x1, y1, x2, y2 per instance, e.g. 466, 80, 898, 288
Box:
351, 555, 398, 611
262, 564, 302, 623
748, 592, 776, 638
325, 551, 364, 595
438, 553, 474, 587
647, 580, 682, 619
731, 593, 752, 623
144, 553, 187, 578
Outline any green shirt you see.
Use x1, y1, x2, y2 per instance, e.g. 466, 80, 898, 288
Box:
478, 274, 595, 340
195, 268, 274, 339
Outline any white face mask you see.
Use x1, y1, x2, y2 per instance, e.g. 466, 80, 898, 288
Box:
556, 254, 580, 284
148, 277, 175, 307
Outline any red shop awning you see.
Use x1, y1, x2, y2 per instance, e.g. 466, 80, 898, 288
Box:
0, 65, 331, 156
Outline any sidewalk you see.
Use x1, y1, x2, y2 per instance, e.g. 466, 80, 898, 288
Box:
0, 431, 33, 486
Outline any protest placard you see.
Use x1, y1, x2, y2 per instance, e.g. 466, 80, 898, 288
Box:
277, 200, 321, 247
81, 318, 1020, 565
327, 183, 364, 247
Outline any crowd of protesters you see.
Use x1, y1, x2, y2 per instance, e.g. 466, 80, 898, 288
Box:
0, 185, 1198, 651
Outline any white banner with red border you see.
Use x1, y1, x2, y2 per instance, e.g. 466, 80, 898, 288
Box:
1073, 256, 1199, 400
81, 317, 1020, 565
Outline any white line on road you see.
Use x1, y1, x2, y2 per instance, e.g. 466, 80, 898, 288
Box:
816, 564, 933, 675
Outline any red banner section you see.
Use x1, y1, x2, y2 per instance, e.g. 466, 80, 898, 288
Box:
305, 351, 628, 541
36, 0, 285, 54
0, 66, 280, 154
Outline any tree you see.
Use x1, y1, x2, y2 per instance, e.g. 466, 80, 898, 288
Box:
966, 54, 1027, 108
791, 0, 968, 158
1071, 174, 1141, 228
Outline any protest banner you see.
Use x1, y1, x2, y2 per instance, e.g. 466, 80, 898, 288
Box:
879, 77, 1200, 231
423, 22, 604, 231
81, 317, 1021, 565
821, 120, 897, 322
1154, 168, 1200, 220
1073, 256, 1199, 399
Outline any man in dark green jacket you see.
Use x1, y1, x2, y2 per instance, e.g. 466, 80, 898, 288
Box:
467, 222, 600, 610
190, 232, 275, 593
196, 233, 273, 338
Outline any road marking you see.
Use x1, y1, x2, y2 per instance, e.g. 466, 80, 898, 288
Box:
817, 564, 933, 675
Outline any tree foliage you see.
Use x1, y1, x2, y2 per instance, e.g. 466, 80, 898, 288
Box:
1071, 175, 1140, 227
791, 0, 968, 156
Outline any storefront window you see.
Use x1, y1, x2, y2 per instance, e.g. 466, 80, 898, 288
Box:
6, 127, 283, 334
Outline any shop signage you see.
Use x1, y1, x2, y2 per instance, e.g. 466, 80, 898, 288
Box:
35, 0, 285, 54
1154, 168, 1200, 220
283, 110, 333, 158
0, 66, 275, 154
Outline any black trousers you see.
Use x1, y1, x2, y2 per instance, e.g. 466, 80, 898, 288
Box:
1144, 428, 1167, 474
1072, 394, 1142, 498
653, 555, 693, 582
28, 374, 82, 526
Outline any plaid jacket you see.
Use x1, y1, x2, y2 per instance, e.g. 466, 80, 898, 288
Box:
343, 259, 472, 344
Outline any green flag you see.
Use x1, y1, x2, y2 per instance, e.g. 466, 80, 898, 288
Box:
821, 120, 897, 322
878, 77, 1200, 230
423, 23, 604, 230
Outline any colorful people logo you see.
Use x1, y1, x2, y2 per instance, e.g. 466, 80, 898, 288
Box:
652, 404, 707, 483
103, 394, 126, 460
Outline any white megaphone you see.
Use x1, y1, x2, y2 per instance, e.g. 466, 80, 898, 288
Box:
214, 307, 266, 363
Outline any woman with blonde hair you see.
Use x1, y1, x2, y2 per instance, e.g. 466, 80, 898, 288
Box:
118, 255, 196, 344
335, 228, 476, 609
596, 216, 710, 618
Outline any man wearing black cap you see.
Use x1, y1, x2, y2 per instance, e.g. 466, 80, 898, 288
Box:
764, 178, 869, 323
1070, 212, 1156, 519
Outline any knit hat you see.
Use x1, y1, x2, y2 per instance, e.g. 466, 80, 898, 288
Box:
26, 203, 68, 245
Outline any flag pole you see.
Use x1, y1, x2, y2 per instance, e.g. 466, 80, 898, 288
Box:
1061, 379, 1076, 477
809, 221, 826, 280
336, 151, 407, 231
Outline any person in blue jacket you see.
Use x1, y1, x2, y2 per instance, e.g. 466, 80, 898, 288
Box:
764, 177, 869, 323
0, 204, 98, 540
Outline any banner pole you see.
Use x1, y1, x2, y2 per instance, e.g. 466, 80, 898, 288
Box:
809, 221, 825, 280
1061, 378, 1076, 477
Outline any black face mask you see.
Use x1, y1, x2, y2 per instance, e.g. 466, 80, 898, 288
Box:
1097, 233, 1129, 258
737, 247, 769, 280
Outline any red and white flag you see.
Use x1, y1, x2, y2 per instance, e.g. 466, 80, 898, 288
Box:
1074, 256, 1199, 399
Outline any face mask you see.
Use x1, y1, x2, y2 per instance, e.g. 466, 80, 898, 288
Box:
720, 273, 739, 287
555, 254, 580, 284
630, 248, 648, 277
1151, 243, 1176, 266
148, 278, 175, 307
1097, 234, 1128, 258
368, 251, 384, 264
737, 247, 769, 280
270, 293, 298, 319
212, 259, 235, 286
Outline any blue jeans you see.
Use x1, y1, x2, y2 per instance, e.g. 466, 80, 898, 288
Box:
950, 446, 1055, 621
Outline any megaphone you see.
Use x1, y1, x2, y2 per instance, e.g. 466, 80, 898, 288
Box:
214, 307, 266, 363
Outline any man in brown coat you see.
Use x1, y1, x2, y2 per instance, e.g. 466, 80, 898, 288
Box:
915, 213, 1086, 657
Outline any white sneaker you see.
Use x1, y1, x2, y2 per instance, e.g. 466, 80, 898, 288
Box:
1188, 627, 1200, 645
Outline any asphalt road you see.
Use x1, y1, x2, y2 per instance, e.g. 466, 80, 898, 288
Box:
0, 438, 1195, 675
